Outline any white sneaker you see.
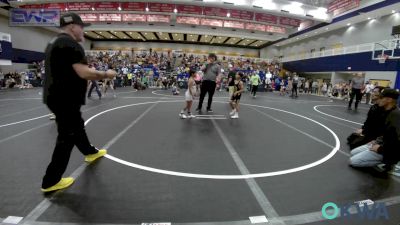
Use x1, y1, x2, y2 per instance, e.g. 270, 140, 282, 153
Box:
229, 110, 236, 116
187, 114, 196, 119
179, 113, 187, 119
231, 113, 239, 119
49, 114, 56, 120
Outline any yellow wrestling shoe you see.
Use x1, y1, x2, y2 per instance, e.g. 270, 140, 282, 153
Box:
41, 177, 74, 193
85, 149, 107, 163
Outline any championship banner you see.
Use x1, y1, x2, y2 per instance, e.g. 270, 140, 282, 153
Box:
9, 8, 60, 27
328, 0, 360, 16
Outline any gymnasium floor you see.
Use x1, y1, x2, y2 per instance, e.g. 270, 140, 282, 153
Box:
0, 87, 399, 225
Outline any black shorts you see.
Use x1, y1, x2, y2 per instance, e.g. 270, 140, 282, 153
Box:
231, 94, 241, 102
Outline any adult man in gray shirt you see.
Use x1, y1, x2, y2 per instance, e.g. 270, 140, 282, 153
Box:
196, 53, 221, 112
348, 72, 365, 110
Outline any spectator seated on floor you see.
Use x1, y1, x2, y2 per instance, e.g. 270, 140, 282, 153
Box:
349, 89, 400, 172
172, 84, 179, 95
347, 86, 388, 149
5, 77, 16, 88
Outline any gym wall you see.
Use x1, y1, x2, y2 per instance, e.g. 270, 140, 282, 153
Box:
260, 13, 400, 59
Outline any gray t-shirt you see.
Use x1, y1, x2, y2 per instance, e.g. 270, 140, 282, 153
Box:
351, 76, 364, 89
202, 63, 220, 81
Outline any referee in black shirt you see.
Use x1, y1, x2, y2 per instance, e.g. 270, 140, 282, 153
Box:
41, 13, 116, 192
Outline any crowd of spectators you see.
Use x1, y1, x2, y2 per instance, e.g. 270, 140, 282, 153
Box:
0, 61, 44, 89
1, 50, 392, 105
83, 50, 283, 92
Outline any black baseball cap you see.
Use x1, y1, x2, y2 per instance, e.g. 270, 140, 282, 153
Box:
380, 88, 399, 100
60, 12, 91, 28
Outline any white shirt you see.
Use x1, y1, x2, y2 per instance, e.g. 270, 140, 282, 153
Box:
365, 84, 375, 93
122, 67, 129, 75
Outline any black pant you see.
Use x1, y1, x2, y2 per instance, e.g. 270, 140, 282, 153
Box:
348, 88, 362, 109
88, 80, 101, 98
251, 85, 258, 96
292, 84, 298, 97
365, 93, 371, 104
42, 102, 97, 188
197, 80, 216, 110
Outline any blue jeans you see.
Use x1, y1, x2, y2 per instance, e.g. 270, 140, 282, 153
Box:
88, 80, 101, 98
349, 143, 383, 167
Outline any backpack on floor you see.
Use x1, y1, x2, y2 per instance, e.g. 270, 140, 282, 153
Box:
347, 133, 369, 150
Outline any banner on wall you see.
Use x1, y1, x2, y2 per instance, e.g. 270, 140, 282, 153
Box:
9, 8, 60, 26
176, 16, 200, 25
328, 0, 360, 16
0, 32, 12, 66
121, 2, 146, 11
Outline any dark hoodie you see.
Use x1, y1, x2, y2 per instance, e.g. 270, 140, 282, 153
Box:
378, 108, 400, 166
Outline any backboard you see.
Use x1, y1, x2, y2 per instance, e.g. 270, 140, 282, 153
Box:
372, 38, 400, 62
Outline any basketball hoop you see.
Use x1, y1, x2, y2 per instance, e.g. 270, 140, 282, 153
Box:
378, 54, 389, 64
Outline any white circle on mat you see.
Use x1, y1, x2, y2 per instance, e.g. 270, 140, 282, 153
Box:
85, 101, 340, 179
313, 105, 363, 125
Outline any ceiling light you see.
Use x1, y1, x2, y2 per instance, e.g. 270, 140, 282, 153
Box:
291, 1, 303, 7
253, 0, 276, 10
146, 7, 149, 12
282, 1, 304, 15
347, 23, 351, 26
308, 7, 327, 20
65, 8, 69, 11
227, 12, 231, 17
174, 8, 178, 13
118, 6, 122, 11
367, 17, 371, 20
91, 7, 95, 11
99, 32, 102, 34
326, 28, 329, 30
224, 0, 247, 5
392, 10, 396, 14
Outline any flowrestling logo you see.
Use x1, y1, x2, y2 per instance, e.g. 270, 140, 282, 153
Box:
321, 200, 389, 220
9, 9, 60, 26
